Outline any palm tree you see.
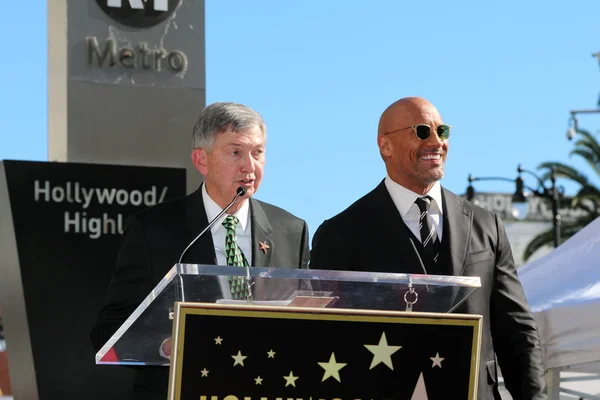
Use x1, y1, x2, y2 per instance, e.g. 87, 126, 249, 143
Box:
523, 129, 600, 261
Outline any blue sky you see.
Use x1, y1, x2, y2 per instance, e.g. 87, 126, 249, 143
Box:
2, 1, 600, 240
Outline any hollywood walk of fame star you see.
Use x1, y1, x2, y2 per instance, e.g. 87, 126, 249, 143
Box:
232, 350, 247, 366
364, 332, 402, 370
283, 371, 299, 387
430, 353, 444, 368
318, 352, 347, 382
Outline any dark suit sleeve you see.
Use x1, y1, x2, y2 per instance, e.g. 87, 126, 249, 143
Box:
310, 219, 351, 271
90, 216, 154, 352
490, 214, 547, 399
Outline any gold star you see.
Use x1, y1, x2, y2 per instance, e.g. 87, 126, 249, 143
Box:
318, 352, 347, 382
214, 336, 223, 345
267, 349, 276, 358
259, 241, 270, 253
200, 368, 209, 377
254, 376, 263, 385
283, 371, 299, 387
364, 332, 402, 370
430, 352, 444, 368
232, 350, 247, 366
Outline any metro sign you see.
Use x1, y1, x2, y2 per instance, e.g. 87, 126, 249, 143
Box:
96, 0, 182, 29
90, 0, 187, 73
107, 0, 168, 11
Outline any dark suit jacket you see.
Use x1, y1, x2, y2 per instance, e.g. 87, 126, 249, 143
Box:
309, 180, 547, 400
90, 185, 310, 400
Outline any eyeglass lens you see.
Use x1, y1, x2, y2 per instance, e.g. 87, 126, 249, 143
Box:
415, 125, 450, 140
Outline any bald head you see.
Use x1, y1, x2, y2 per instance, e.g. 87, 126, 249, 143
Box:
378, 97, 442, 136
376, 96, 449, 194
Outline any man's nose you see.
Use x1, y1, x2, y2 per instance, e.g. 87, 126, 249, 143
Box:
427, 128, 445, 146
240, 153, 256, 173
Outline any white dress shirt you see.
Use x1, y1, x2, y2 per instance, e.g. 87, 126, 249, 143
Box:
201, 183, 253, 265
384, 176, 444, 242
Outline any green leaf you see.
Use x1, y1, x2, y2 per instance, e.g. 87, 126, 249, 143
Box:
537, 162, 589, 186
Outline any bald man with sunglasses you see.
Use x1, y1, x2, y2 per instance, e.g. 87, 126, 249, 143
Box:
310, 97, 547, 400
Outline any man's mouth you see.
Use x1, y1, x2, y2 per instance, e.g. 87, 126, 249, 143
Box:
421, 154, 442, 161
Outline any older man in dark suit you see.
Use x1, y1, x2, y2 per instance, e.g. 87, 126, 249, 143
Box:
310, 97, 547, 400
90, 102, 310, 400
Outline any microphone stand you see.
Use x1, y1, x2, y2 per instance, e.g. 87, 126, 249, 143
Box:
175, 187, 248, 303
178, 187, 247, 264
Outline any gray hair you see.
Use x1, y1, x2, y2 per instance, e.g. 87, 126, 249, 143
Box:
192, 102, 267, 151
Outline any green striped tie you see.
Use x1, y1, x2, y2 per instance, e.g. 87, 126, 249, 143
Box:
222, 215, 249, 299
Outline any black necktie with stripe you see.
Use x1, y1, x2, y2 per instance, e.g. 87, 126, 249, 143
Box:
415, 196, 441, 272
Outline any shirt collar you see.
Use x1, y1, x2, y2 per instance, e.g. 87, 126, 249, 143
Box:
384, 176, 444, 217
202, 183, 250, 232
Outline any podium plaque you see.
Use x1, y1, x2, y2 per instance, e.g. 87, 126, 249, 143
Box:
169, 303, 481, 400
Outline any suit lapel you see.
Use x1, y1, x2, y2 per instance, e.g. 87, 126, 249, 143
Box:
249, 199, 273, 267
371, 181, 426, 274
183, 186, 217, 265
441, 188, 472, 276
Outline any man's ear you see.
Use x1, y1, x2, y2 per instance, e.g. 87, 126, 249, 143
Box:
377, 134, 392, 158
191, 149, 209, 176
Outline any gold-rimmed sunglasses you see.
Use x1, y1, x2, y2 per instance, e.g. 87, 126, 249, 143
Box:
383, 124, 451, 140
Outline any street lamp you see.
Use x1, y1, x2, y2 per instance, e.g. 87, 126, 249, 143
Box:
565, 53, 600, 140
466, 164, 562, 248
567, 109, 600, 140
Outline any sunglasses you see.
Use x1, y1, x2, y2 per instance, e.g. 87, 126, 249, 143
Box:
384, 124, 451, 140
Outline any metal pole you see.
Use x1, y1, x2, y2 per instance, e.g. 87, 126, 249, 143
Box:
570, 109, 600, 115
550, 167, 561, 247
545, 368, 561, 400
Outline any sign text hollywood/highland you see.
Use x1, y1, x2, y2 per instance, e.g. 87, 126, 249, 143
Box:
34, 180, 168, 208
34, 180, 169, 239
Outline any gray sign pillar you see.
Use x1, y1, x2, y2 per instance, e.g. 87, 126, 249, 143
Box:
48, 0, 206, 192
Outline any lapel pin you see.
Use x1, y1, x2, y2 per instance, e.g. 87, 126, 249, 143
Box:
258, 241, 270, 254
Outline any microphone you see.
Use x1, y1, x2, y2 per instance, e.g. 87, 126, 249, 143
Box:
177, 186, 248, 264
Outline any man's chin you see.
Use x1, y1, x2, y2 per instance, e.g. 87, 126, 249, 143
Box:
429, 167, 444, 179
420, 171, 444, 185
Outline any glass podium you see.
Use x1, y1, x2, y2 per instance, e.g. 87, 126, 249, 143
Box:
95, 264, 481, 367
